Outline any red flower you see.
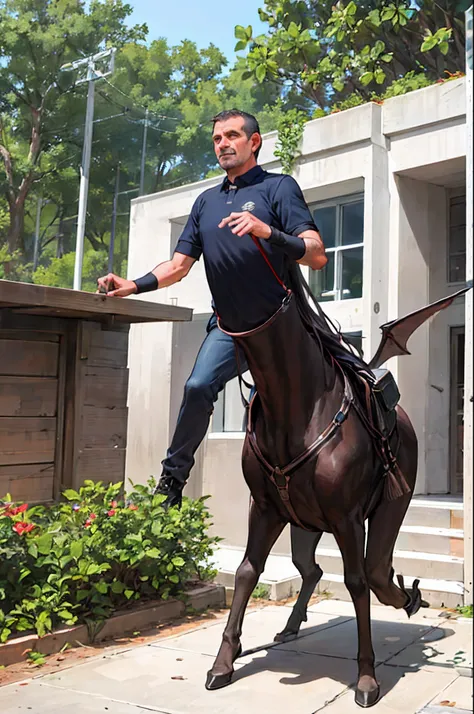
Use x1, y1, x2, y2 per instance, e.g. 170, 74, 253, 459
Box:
107, 509, 116, 517
128, 504, 138, 511
13, 522, 35, 535
89, 513, 96, 520
84, 519, 92, 528
110, 500, 118, 508
3, 503, 28, 518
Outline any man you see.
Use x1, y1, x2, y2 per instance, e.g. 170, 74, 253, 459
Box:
97, 109, 327, 508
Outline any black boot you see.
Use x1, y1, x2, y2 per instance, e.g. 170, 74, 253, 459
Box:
154, 474, 184, 510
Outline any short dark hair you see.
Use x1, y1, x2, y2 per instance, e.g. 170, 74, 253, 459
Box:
212, 109, 262, 159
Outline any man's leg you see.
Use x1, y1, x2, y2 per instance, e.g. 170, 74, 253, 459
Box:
157, 318, 248, 506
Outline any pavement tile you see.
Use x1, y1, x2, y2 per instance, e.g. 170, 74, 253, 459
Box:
277, 615, 436, 664
319, 664, 459, 714
30, 645, 357, 714
308, 599, 449, 625
152, 606, 352, 658
385, 620, 472, 672
0, 680, 155, 714
428, 674, 473, 711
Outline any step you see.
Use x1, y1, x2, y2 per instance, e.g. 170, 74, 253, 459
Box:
403, 497, 463, 529
312, 548, 463, 582
213, 547, 465, 610
318, 526, 464, 557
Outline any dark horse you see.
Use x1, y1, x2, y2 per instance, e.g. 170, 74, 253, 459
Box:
204, 264, 469, 708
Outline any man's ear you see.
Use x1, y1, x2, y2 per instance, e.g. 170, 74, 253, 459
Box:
251, 132, 262, 154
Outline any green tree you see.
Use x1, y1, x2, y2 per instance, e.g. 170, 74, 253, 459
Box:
235, 0, 466, 109
0, 0, 147, 259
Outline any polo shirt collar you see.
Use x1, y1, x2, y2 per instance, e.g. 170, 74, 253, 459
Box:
221, 165, 265, 191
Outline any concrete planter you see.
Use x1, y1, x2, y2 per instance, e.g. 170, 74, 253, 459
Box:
0, 583, 225, 667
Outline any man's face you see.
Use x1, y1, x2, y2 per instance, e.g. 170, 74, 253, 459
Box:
212, 117, 260, 170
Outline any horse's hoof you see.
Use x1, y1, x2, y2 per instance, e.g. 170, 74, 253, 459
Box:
205, 670, 233, 691
397, 575, 427, 618
274, 629, 298, 642
355, 685, 381, 708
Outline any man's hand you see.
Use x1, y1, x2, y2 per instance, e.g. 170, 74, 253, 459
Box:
96, 273, 137, 298
218, 212, 271, 239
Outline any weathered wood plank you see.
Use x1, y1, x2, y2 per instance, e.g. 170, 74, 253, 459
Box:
0, 463, 54, 502
80, 322, 129, 367
0, 310, 68, 334
0, 330, 60, 343
75, 448, 126, 487
80, 407, 128, 449
83, 366, 128, 408
0, 417, 56, 465
0, 279, 192, 324
0, 339, 59, 377
0, 376, 58, 417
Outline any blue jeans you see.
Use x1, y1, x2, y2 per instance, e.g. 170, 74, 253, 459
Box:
161, 315, 250, 485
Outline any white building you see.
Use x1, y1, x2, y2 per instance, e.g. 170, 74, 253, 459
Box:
125, 77, 471, 607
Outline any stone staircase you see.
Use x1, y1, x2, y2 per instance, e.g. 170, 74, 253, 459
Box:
214, 496, 465, 609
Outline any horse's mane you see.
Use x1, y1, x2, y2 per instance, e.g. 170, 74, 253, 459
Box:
286, 263, 369, 370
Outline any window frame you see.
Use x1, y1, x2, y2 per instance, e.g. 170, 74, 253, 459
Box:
309, 193, 365, 302
446, 190, 466, 287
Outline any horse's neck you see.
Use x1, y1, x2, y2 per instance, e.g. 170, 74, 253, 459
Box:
237, 300, 336, 464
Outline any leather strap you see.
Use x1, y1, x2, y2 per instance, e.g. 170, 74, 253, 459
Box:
247, 365, 354, 530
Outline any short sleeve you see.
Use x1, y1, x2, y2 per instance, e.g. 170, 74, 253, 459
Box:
174, 198, 203, 260
272, 176, 319, 235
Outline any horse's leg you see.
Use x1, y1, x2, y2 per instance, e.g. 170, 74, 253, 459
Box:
366, 491, 427, 615
333, 518, 380, 709
274, 525, 323, 641
205, 502, 285, 691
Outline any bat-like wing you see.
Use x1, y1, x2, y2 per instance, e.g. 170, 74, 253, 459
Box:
369, 284, 471, 370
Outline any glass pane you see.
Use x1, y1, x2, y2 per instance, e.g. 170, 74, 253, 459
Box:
345, 331, 363, 357
341, 247, 363, 299
211, 393, 224, 433
450, 225, 466, 255
313, 206, 336, 249
310, 250, 335, 302
450, 196, 466, 228
342, 201, 364, 246
449, 253, 466, 283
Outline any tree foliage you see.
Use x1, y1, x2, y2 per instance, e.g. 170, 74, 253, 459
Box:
235, 0, 467, 108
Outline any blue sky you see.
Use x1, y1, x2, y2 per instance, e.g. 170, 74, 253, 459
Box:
126, 0, 267, 63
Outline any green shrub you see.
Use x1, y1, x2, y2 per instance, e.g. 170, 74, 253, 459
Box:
0, 479, 219, 643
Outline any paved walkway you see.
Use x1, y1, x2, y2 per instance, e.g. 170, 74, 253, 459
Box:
0, 599, 472, 714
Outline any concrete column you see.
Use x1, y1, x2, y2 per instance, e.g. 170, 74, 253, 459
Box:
463, 5, 473, 606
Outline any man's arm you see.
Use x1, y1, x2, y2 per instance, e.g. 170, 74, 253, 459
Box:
97, 252, 196, 297
297, 229, 327, 271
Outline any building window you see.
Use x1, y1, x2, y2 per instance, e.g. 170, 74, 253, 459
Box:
448, 194, 466, 284
211, 373, 252, 433
309, 195, 364, 302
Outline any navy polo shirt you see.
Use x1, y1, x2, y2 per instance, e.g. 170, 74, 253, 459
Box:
175, 165, 318, 332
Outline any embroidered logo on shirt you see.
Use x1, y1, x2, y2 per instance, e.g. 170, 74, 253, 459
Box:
241, 201, 256, 213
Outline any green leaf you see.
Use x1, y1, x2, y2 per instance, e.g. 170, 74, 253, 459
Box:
368, 9, 381, 26
421, 36, 437, 52
234, 40, 248, 52
255, 65, 266, 83
333, 78, 345, 92
360, 71, 374, 86
374, 69, 386, 84
234, 25, 247, 40
36, 533, 53, 555
94, 581, 108, 594
146, 548, 161, 559
346, 1, 357, 15
70, 540, 83, 559
287, 22, 299, 39
28, 542, 38, 558
439, 41, 449, 55
124, 589, 134, 600
172, 556, 185, 567
62, 489, 80, 501
111, 581, 125, 594
381, 7, 396, 22
19, 568, 31, 583
169, 575, 180, 584
381, 54, 393, 63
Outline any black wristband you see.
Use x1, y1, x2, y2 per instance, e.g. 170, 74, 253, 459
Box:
268, 227, 306, 260
133, 272, 158, 294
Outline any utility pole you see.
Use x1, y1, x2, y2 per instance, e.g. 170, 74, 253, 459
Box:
33, 197, 42, 271
139, 108, 149, 196
60, 48, 116, 290
109, 163, 120, 273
